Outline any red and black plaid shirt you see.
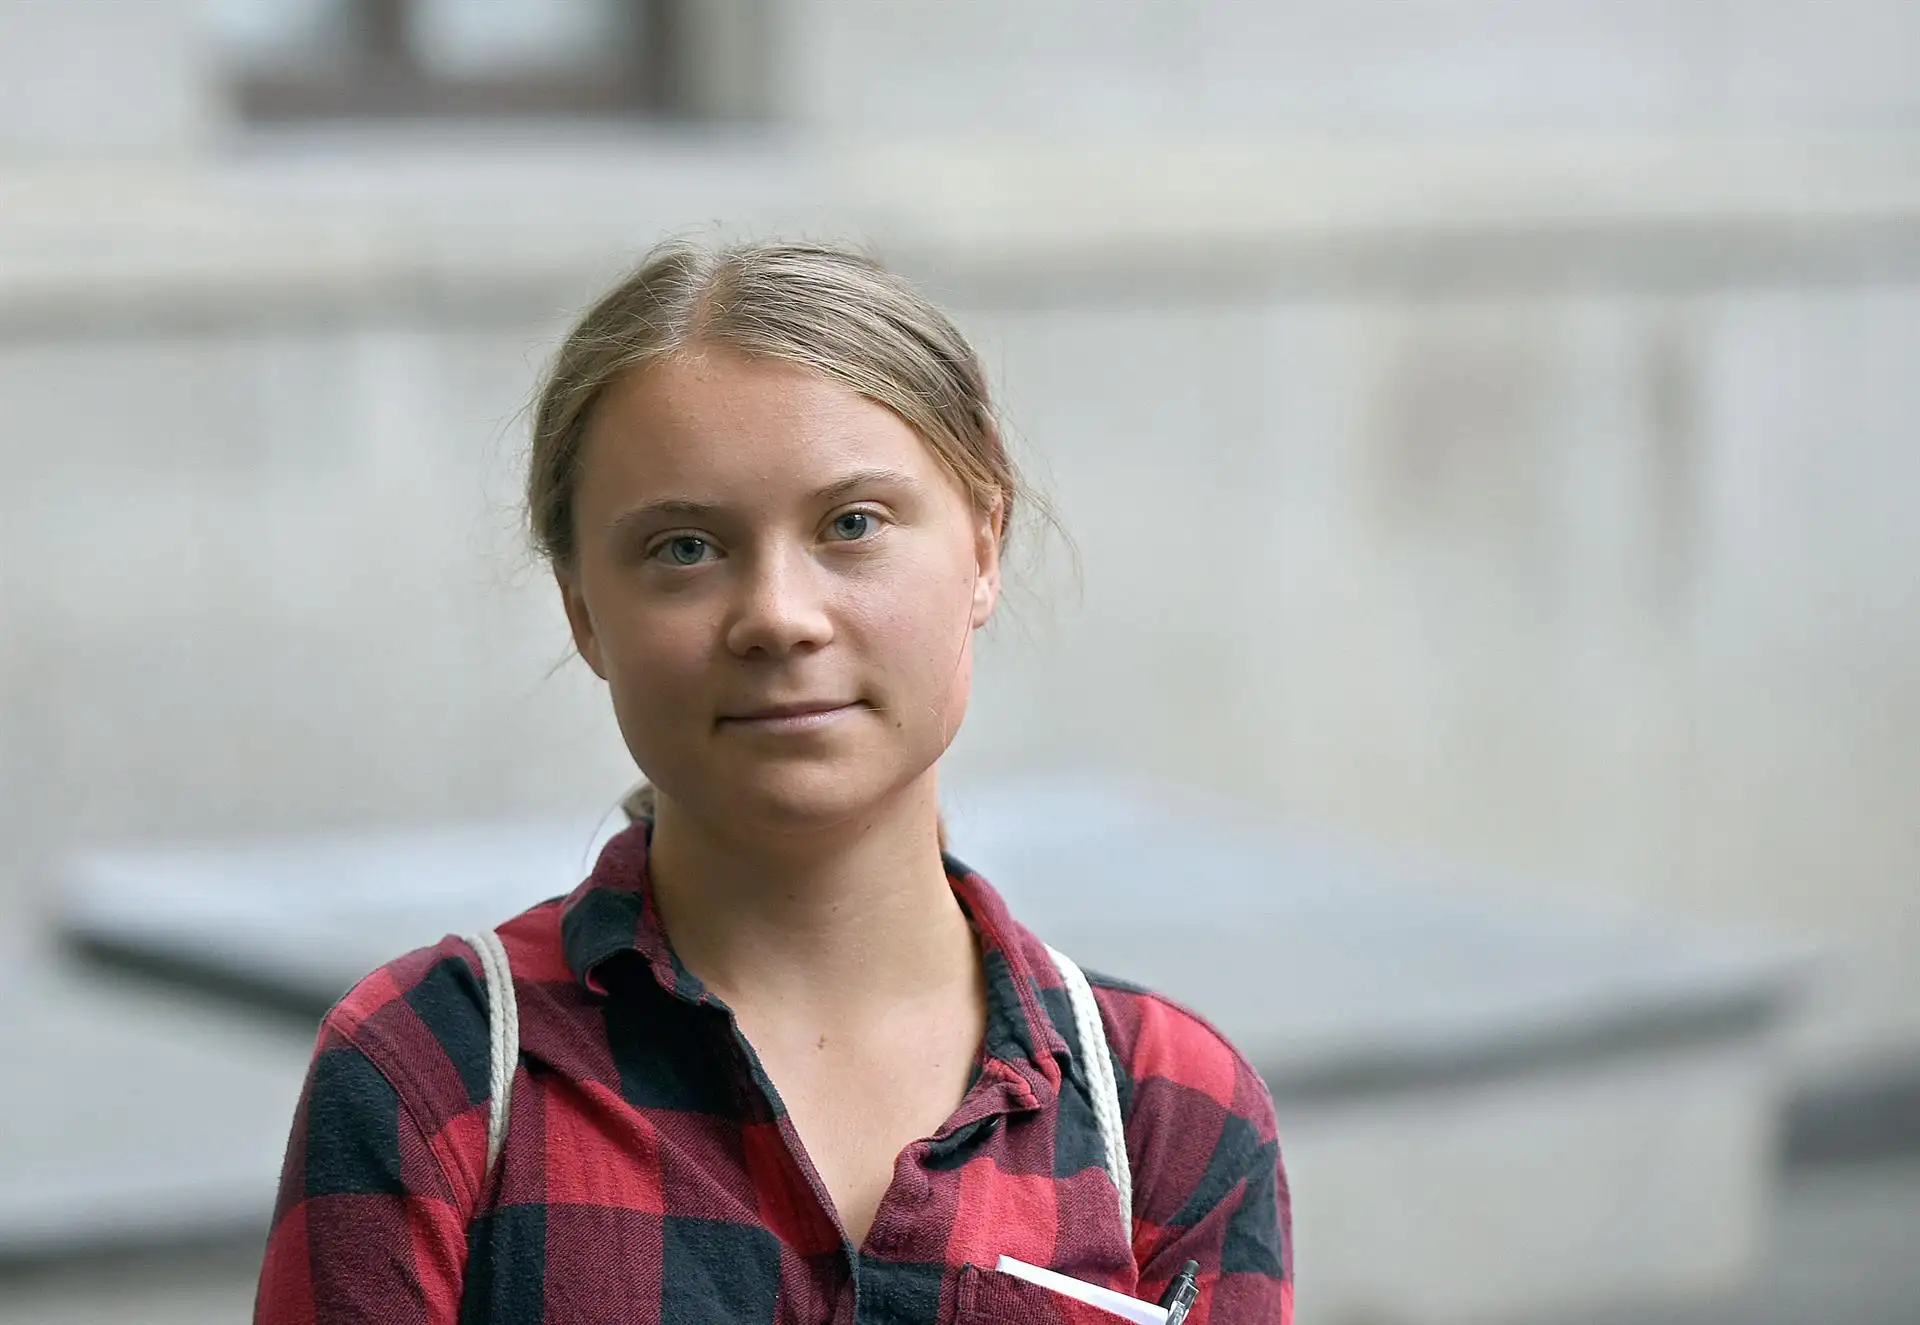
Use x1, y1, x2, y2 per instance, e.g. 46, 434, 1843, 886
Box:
256, 824, 1292, 1323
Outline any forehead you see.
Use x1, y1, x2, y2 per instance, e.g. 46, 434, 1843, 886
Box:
580, 349, 946, 497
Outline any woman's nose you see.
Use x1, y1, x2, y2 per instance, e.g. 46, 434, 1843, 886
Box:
723, 544, 834, 658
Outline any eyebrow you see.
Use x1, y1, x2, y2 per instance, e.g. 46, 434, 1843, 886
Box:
812, 467, 925, 504
606, 467, 926, 532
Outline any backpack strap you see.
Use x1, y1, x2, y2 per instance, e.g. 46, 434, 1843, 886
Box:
1044, 944, 1133, 1231
463, 930, 519, 1177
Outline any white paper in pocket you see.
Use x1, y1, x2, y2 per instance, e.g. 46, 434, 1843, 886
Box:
992, 1256, 1168, 1325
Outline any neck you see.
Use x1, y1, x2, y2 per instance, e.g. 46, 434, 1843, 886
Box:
645, 777, 968, 1015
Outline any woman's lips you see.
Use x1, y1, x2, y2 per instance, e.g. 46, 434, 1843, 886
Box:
718, 701, 864, 733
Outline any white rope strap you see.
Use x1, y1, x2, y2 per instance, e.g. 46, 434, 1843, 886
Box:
463, 930, 519, 1177
1045, 943, 1133, 1230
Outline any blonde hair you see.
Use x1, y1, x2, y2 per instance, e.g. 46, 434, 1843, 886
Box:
529, 238, 1043, 845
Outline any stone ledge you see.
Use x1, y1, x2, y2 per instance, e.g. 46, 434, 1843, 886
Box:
1786, 1057, 1920, 1165
4, 132, 1920, 335
0, 957, 306, 1261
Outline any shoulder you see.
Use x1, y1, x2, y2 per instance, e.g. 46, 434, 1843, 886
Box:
317, 900, 567, 1134
994, 913, 1276, 1143
319, 933, 493, 1127
1084, 973, 1279, 1146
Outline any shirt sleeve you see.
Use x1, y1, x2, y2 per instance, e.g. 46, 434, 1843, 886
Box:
254, 1016, 471, 1324
1110, 991, 1295, 1325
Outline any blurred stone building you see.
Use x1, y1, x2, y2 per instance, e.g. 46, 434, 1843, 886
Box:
3, 4, 1919, 1324
2, 0, 1918, 1222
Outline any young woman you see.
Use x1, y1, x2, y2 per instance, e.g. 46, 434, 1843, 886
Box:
254, 241, 1291, 1324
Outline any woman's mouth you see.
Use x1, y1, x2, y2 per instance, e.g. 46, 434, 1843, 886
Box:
718, 700, 865, 733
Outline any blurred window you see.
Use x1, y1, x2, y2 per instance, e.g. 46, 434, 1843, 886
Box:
214, 0, 701, 121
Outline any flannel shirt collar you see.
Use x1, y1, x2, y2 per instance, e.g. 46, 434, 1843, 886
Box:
557, 821, 1071, 1104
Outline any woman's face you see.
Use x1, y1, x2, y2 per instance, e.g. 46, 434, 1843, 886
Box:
559, 348, 1000, 837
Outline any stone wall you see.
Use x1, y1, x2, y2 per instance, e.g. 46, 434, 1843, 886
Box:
776, 0, 1920, 134
0, 0, 220, 156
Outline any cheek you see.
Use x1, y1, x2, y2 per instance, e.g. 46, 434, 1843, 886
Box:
849, 557, 980, 716
594, 599, 711, 732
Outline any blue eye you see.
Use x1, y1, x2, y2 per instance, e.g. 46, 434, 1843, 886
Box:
655, 536, 711, 566
830, 512, 873, 541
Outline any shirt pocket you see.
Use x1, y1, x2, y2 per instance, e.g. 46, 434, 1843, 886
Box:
953, 1264, 1152, 1325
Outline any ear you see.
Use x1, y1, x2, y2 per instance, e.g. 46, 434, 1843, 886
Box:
970, 501, 1003, 629
556, 567, 608, 678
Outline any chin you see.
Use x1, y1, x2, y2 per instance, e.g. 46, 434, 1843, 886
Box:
691, 761, 931, 838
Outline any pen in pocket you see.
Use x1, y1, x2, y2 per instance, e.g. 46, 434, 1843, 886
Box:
1159, 1260, 1200, 1325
